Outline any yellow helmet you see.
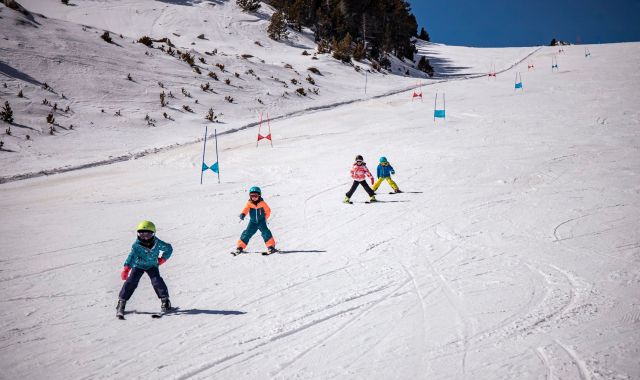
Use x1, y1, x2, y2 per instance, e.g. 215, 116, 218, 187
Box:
136, 220, 156, 233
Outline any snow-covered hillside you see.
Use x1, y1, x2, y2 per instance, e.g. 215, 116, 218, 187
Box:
0, 0, 534, 180
1, 1, 639, 380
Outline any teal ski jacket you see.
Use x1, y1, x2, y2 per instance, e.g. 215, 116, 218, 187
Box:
123, 238, 173, 270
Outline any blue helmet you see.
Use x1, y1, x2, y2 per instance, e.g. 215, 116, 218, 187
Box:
379, 156, 388, 163
249, 186, 261, 194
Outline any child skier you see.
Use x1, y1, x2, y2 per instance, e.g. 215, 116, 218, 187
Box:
344, 154, 376, 203
372, 156, 402, 194
116, 220, 173, 319
234, 186, 278, 255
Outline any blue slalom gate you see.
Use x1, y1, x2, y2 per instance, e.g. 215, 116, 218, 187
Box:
434, 91, 446, 121
200, 126, 220, 184
514, 72, 523, 91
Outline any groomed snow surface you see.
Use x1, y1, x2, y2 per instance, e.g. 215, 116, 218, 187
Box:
1, 2, 640, 380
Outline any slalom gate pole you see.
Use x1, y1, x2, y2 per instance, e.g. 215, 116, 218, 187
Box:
267, 112, 273, 147
214, 128, 220, 184
256, 111, 263, 147
200, 125, 208, 185
443, 92, 446, 119
365, 72, 368, 94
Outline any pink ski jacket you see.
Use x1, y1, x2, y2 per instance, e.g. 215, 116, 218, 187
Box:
350, 163, 374, 181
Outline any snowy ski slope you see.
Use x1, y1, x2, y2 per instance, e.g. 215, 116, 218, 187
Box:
1, 1, 640, 380
0, 0, 533, 180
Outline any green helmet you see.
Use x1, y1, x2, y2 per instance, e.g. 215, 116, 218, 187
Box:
249, 186, 261, 194
379, 156, 388, 163
136, 220, 156, 233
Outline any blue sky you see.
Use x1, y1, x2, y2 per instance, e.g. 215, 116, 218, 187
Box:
407, 0, 640, 47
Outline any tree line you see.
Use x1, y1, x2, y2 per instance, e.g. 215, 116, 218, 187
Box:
257, 0, 429, 66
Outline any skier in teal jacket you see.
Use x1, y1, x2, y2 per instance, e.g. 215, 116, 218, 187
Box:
116, 220, 173, 318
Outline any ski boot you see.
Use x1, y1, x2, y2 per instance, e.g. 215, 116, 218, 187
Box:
116, 299, 126, 319
343, 196, 352, 204
393, 189, 403, 194
262, 246, 279, 256
232, 247, 244, 256
369, 195, 377, 202
161, 297, 172, 313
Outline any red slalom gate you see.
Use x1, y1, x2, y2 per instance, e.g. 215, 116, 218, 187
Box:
488, 62, 497, 79
412, 82, 423, 101
256, 111, 273, 148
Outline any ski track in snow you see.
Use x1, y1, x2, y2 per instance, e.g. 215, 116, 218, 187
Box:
535, 346, 553, 380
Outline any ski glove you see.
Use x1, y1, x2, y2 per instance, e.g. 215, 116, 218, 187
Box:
391, 171, 395, 175
158, 257, 166, 266
121, 266, 131, 281
239, 213, 245, 221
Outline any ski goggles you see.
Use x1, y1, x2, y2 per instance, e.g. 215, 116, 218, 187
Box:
137, 231, 155, 239
355, 160, 363, 164
249, 193, 260, 199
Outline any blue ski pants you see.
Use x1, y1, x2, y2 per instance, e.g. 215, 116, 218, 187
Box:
119, 267, 169, 301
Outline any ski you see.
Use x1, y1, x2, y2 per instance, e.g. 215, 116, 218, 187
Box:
151, 307, 179, 318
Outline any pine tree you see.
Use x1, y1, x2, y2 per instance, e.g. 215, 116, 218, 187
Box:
353, 41, 366, 61
287, 0, 305, 32
419, 27, 430, 41
1, 101, 14, 123
236, 0, 261, 12
268, 11, 289, 41
417, 56, 434, 77
332, 33, 352, 62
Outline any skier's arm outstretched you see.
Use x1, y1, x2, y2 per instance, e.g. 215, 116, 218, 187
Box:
239, 202, 251, 220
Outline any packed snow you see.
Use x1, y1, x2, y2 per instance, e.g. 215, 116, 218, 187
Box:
1, 1, 639, 380
0, 0, 534, 180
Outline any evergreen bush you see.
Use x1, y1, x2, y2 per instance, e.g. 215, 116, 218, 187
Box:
1, 101, 14, 123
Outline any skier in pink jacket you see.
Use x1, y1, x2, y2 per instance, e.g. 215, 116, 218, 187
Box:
344, 155, 377, 203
